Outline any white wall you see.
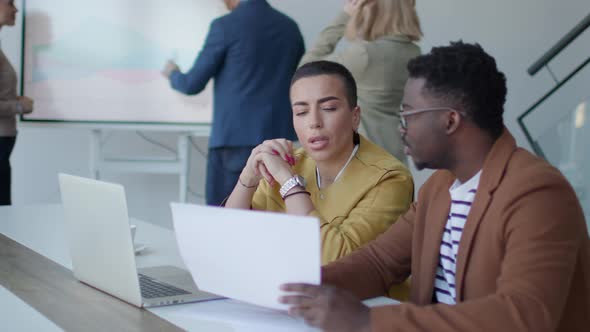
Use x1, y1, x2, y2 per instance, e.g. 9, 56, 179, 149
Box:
1, 0, 588, 228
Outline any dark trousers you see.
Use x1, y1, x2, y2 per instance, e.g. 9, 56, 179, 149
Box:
0, 136, 16, 205
206, 146, 254, 206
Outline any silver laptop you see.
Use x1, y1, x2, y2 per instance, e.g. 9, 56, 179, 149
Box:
58, 173, 222, 307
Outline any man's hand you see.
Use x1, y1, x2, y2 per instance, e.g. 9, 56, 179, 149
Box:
280, 283, 371, 332
17, 96, 34, 114
162, 60, 180, 79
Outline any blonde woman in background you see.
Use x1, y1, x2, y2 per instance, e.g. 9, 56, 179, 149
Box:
0, 0, 34, 205
301, 0, 422, 163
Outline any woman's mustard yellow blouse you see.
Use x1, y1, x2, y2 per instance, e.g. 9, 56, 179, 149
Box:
252, 135, 414, 265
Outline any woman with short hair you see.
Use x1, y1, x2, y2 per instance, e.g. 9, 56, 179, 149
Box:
225, 61, 413, 267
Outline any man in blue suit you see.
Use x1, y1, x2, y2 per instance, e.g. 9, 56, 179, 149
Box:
163, 0, 304, 205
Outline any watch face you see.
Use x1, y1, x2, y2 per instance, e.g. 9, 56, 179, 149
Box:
296, 175, 306, 187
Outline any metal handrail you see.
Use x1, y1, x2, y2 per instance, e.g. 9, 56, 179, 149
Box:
527, 13, 590, 76
519, 55, 590, 157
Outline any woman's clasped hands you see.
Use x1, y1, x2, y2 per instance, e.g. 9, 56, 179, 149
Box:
239, 139, 297, 188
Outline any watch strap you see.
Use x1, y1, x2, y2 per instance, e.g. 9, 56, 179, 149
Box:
279, 175, 305, 198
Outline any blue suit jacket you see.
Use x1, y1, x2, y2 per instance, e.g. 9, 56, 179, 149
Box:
170, 0, 304, 148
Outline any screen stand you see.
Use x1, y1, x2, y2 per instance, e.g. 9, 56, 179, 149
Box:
89, 129, 191, 203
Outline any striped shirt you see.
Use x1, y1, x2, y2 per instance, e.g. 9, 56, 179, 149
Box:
434, 170, 481, 305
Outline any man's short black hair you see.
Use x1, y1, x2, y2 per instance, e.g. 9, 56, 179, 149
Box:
291, 61, 358, 108
407, 41, 507, 139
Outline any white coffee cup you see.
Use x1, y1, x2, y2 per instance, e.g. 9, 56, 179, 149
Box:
130, 224, 137, 243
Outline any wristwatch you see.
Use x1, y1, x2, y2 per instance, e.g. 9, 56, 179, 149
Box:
279, 175, 306, 198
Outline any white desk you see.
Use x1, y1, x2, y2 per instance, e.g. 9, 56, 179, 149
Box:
0, 285, 63, 332
0, 204, 397, 331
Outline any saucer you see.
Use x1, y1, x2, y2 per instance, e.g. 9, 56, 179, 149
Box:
134, 243, 147, 255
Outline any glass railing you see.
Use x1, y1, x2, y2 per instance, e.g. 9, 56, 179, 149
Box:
520, 12, 590, 230
519, 58, 590, 230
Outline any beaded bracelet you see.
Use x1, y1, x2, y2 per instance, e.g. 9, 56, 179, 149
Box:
283, 190, 311, 200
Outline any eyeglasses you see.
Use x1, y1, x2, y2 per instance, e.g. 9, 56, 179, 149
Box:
398, 105, 464, 129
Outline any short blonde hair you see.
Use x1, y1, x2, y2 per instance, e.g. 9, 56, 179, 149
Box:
346, 0, 423, 42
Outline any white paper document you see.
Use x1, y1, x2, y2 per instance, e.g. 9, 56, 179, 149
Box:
171, 203, 321, 310
152, 298, 320, 332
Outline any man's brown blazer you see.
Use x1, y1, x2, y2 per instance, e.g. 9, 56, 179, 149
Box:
323, 130, 589, 331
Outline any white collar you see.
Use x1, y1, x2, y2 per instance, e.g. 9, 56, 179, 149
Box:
449, 170, 482, 194
316, 144, 359, 189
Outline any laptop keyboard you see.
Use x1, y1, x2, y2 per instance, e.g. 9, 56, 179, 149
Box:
138, 273, 191, 299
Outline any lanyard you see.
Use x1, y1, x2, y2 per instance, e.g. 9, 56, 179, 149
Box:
316, 144, 359, 189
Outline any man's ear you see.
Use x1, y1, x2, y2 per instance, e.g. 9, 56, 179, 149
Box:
445, 110, 462, 135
